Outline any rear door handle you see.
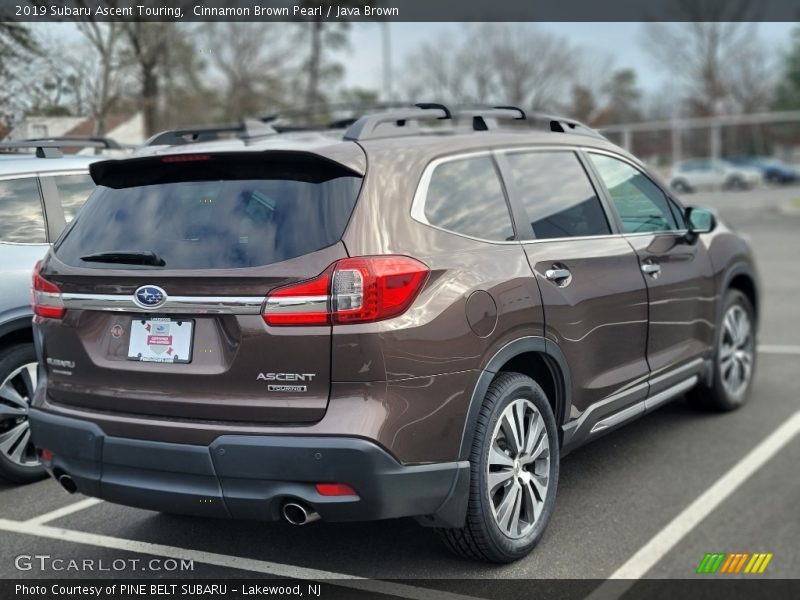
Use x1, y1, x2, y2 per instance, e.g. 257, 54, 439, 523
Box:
641, 263, 662, 277
545, 268, 572, 286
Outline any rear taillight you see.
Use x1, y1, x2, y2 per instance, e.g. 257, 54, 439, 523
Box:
263, 256, 429, 326
32, 260, 65, 319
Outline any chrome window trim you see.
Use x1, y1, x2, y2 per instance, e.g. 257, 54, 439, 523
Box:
60, 293, 265, 315
410, 144, 692, 246
410, 150, 520, 246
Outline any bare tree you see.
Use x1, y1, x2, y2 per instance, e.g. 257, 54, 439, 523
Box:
641, 2, 769, 116
401, 24, 578, 111
0, 23, 38, 126
120, 21, 171, 136
200, 23, 295, 121
296, 2, 356, 115
598, 69, 643, 124
76, 20, 125, 135
487, 24, 577, 110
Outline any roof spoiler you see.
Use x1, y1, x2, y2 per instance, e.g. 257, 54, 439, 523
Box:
89, 150, 363, 189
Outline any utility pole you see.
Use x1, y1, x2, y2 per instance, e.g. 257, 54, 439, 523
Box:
381, 23, 393, 102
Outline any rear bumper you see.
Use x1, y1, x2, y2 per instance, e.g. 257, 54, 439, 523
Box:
28, 408, 469, 526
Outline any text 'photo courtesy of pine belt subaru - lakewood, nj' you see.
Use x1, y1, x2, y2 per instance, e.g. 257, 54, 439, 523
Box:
25, 105, 759, 563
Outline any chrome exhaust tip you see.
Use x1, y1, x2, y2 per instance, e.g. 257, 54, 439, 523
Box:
57, 474, 77, 494
282, 502, 320, 525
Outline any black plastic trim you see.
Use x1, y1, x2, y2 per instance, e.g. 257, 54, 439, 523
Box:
28, 408, 467, 524
458, 336, 572, 462
0, 315, 33, 342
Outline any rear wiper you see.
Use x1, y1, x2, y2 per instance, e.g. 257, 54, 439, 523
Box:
80, 251, 166, 266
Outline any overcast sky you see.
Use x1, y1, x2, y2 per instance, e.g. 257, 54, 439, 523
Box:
343, 22, 797, 96
41, 21, 797, 98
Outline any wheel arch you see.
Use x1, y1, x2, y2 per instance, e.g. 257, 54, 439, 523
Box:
0, 316, 34, 351
457, 336, 571, 461
724, 267, 759, 324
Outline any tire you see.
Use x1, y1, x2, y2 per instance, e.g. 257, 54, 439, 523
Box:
437, 372, 559, 563
724, 176, 747, 190
0, 343, 46, 484
671, 179, 692, 193
688, 290, 756, 412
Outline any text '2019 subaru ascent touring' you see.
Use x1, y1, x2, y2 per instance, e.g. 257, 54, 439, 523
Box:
28, 105, 758, 562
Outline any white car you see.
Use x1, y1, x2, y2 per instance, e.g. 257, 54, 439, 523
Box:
669, 159, 762, 192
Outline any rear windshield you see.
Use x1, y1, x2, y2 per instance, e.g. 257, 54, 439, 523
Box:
55, 176, 361, 269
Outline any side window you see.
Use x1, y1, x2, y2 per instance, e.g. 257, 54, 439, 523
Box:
53, 173, 96, 223
0, 177, 46, 243
423, 156, 515, 241
589, 154, 679, 234
504, 151, 611, 240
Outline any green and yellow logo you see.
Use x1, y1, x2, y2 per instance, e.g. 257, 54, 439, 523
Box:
697, 552, 773, 574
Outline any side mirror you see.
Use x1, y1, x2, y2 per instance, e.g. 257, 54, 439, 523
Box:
683, 206, 716, 244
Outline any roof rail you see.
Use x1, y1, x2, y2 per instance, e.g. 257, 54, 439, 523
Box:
145, 119, 276, 146
0, 139, 107, 158
343, 103, 452, 141
530, 113, 608, 141
456, 106, 526, 131
25, 135, 125, 150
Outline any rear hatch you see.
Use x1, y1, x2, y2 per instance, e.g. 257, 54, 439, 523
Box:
37, 150, 363, 424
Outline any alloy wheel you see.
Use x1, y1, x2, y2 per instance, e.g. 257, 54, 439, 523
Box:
486, 398, 550, 539
719, 305, 754, 398
0, 362, 39, 467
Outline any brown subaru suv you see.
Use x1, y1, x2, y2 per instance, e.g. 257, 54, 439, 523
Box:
27, 105, 758, 563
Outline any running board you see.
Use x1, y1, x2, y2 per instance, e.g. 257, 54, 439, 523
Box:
591, 375, 698, 434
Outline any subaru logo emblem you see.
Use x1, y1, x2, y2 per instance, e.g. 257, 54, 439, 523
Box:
134, 285, 167, 309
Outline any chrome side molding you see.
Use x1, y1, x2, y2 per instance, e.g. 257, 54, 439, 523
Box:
60, 293, 264, 315
591, 375, 699, 434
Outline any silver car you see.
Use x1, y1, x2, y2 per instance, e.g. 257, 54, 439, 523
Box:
0, 144, 99, 483
669, 158, 762, 192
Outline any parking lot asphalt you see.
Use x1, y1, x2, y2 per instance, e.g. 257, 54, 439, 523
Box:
1, 185, 798, 590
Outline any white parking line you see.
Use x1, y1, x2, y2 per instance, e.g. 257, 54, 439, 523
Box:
586, 410, 800, 599
758, 344, 800, 355
0, 518, 482, 600
25, 498, 104, 525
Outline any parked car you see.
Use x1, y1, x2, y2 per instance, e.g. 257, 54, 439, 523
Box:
727, 156, 799, 184
28, 107, 758, 563
669, 158, 762, 192
0, 141, 99, 484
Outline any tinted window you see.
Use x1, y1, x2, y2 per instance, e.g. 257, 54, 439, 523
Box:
0, 177, 46, 243
504, 151, 610, 239
424, 156, 514, 241
55, 176, 361, 269
54, 173, 96, 223
590, 154, 679, 234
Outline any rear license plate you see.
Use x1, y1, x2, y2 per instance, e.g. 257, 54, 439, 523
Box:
127, 318, 194, 363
